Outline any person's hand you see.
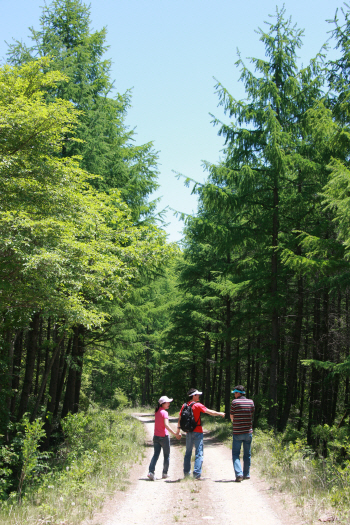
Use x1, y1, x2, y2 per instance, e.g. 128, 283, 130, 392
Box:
220, 412, 225, 418
175, 433, 181, 440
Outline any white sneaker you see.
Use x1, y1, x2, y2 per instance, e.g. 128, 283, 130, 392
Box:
162, 473, 169, 479
147, 472, 155, 481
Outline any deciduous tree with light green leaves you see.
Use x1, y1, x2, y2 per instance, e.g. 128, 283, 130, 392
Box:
0, 56, 174, 437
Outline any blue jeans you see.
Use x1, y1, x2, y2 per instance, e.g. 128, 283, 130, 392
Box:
184, 432, 203, 478
149, 435, 170, 474
232, 433, 252, 477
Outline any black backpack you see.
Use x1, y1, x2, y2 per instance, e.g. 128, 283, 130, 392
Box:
179, 402, 200, 432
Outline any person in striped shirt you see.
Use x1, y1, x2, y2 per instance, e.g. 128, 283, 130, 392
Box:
230, 385, 255, 482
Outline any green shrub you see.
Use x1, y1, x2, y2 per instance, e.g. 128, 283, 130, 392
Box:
0, 408, 145, 525
110, 388, 129, 410
17, 419, 47, 501
0, 443, 17, 500
252, 426, 350, 524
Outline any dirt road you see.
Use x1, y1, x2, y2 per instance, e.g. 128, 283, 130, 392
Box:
88, 414, 297, 525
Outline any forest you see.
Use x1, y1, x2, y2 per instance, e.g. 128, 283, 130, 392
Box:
2, 0, 350, 505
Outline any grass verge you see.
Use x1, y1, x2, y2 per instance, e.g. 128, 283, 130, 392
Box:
0, 407, 145, 525
202, 417, 350, 525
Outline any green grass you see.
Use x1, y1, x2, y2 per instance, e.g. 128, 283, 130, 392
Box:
202, 417, 350, 524
4, 408, 349, 525
201, 414, 232, 442
252, 429, 350, 525
0, 407, 145, 525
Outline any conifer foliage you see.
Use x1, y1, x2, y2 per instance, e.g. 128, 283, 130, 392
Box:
158, 7, 350, 446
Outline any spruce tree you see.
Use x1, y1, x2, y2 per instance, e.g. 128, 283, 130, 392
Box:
198, 7, 330, 426
7, 0, 159, 222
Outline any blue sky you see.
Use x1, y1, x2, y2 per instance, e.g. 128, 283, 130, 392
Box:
0, 0, 341, 242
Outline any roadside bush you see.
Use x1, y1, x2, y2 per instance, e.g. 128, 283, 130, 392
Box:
17, 418, 48, 501
0, 408, 145, 525
0, 418, 50, 500
110, 388, 129, 410
0, 443, 17, 500
253, 427, 350, 524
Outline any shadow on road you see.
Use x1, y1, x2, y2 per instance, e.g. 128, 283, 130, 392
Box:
214, 479, 236, 483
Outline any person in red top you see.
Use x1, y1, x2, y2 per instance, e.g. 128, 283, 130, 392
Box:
176, 388, 225, 479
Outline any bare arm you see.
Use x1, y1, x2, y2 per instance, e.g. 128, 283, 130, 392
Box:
164, 419, 181, 439
176, 414, 181, 435
206, 409, 225, 417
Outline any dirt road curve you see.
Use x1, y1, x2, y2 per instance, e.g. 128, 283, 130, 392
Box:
88, 414, 295, 525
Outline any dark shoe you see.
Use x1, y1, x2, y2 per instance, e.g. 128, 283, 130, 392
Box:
243, 475, 250, 480
235, 475, 243, 482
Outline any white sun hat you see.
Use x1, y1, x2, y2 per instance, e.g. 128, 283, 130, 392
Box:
189, 390, 202, 396
158, 395, 173, 404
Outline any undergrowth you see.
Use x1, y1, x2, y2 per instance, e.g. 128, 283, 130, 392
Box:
0, 407, 145, 525
203, 417, 350, 524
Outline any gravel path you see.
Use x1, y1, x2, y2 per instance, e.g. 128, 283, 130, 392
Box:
87, 414, 298, 525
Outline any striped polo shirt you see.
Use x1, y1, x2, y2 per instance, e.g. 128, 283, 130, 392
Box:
230, 396, 255, 434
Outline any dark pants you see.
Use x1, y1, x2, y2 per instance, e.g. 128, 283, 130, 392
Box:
149, 435, 170, 474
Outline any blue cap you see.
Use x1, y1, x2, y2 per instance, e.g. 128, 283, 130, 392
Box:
231, 389, 245, 394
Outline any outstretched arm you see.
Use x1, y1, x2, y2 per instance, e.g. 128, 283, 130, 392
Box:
206, 409, 225, 417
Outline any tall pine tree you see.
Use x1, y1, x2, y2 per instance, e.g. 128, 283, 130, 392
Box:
7, 0, 159, 222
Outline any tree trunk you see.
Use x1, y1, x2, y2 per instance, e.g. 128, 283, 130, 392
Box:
30, 331, 65, 422
321, 290, 330, 425
6, 330, 16, 413
307, 292, 322, 446
210, 338, 218, 407
18, 312, 41, 420
61, 326, 80, 418
10, 330, 24, 418
251, 338, 255, 398
204, 331, 211, 407
247, 338, 251, 398
268, 184, 279, 428
44, 317, 51, 375
34, 317, 43, 396
280, 277, 303, 430
73, 327, 85, 413
4, 330, 17, 439
345, 292, 350, 419
298, 313, 308, 432
44, 327, 63, 444
235, 335, 240, 385
224, 295, 231, 420
142, 344, 150, 406
54, 337, 72, 418
330, 291, 341, 425
216, 341, 224, 412
255, 328, 261, 396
